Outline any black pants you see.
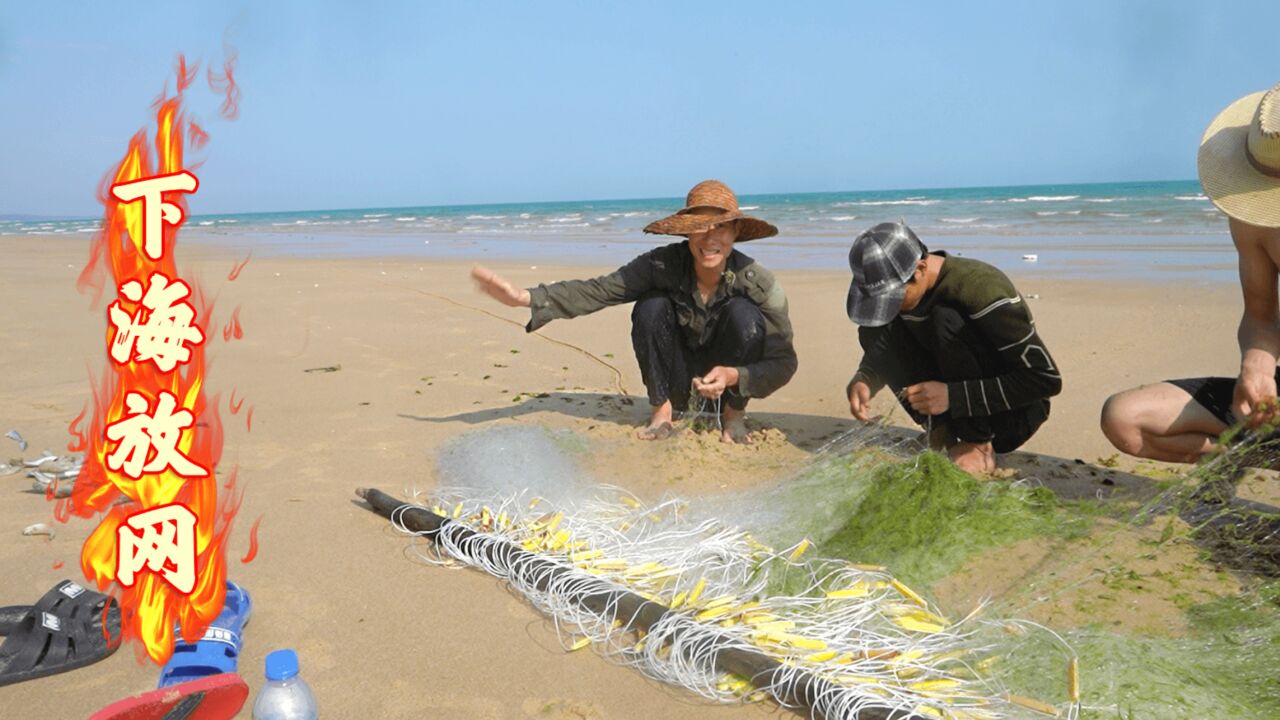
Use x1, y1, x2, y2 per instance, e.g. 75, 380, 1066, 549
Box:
872, 306, 1048, 453
631, 293, 765, 412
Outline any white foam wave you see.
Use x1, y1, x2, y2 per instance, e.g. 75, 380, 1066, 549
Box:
856, 199, 939, 206
395, 217, 417, 221
1102, 212, 1132, 217
940, 217, 979, 224
830, 215, 859, 221
1084, 197, 1121, 203
466, 214, 506, 220
1035, 211, 1059, 216
1024, 195, 1080, 202
197, 221, 215, 226
1173, 194, 1208, 201
739, 205, 760, 210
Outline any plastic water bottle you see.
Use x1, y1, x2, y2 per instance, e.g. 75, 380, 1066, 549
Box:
252, 649, 318, 720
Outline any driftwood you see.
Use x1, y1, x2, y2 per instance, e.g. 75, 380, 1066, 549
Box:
356, 487, 922, 720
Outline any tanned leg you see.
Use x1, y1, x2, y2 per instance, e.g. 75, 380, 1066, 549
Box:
1100, 383, 1228, 463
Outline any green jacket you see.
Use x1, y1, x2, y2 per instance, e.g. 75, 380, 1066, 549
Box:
526, 242, 798, 399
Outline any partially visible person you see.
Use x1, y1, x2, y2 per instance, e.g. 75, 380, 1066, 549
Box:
845, 221, 1062, 473
1102, 83, 1280, 464
470, 180, 798, 444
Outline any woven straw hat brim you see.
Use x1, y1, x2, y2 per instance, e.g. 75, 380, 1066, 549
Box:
643, 211, 778, 242
1198, 91, 1280, 228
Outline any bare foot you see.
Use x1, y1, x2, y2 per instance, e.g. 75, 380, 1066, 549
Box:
948, 441, 996, 474
720, 407, 752, 445
637, 401, 675, 441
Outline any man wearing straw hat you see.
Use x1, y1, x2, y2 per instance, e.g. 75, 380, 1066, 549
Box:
1101, 83, 1280, 466
845, 221, 1062, 474
471, 180, 798, 444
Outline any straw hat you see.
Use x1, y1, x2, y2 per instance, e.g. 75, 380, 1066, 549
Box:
643, 180, 778, 241
1198, 82, 1280, 228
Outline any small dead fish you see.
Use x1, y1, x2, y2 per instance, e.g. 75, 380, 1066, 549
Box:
22, 523, 55, 539
56, 468, 81, 479
4, 430, 27, 452
24, 452, 58, 468
29, 471, 54, 491
0, 463, 22, 477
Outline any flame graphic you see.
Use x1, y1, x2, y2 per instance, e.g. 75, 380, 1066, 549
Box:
60, 55, 246, 664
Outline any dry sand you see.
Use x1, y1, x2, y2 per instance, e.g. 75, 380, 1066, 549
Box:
0, 235, 1261, 718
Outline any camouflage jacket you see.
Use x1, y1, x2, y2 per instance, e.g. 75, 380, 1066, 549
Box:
526, 242, 798, 399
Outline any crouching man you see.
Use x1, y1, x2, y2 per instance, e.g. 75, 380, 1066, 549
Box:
845, 221, 1062, 473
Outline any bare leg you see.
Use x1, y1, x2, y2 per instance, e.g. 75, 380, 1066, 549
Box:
636, 400, 675, 441
948, 440, 996, 474
720, 405, 752, 445
1100, 383, 1227, 463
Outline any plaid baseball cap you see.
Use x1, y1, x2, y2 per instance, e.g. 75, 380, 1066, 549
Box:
846, 221, 928, 327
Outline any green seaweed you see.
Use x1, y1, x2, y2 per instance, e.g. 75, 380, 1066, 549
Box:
997, 581, 1280, 719
776, 446, 1279, 718
817, 452, 1086, 587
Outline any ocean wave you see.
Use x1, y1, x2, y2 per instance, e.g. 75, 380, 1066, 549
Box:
855, 199, 939, 206
830, 215, 859, 221
539, 222, 590, 228
608, 211, 649, 218
940, 217, 979, 224
1102, 212, 1132, 217
1173, 194, 1208, 201
931, 223, 1011, 230
1035, 211, 1059, 216
1023, 195, 1080, 202
465, 214, 506, 220
740, 205, 760, 210
1084, 197, 1122, 203
395, 217, 417, 221
547, 215, 585, 223
197, 221, 215, 226
363, 213, 389, 218
1145, 218, 1164, 223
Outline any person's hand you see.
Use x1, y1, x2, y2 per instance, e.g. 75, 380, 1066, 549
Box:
904, 381, 950, 416
1233, 368, 1279, 427
693, 366, 739, 399
471, 265, 531, 307
848, 380, 873, 422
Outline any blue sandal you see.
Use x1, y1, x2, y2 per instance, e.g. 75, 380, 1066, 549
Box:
157, 581, 251, 688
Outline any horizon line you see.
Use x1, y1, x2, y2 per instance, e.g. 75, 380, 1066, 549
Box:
4, 177, 1200, 223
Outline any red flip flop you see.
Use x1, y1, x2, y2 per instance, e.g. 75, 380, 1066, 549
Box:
90, 672, 248, 720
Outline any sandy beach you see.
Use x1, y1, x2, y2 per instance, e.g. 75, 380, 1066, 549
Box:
0, 233, 1266, 718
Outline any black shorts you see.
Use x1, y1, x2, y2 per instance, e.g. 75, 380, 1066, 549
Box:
1166, 369, 1280, 426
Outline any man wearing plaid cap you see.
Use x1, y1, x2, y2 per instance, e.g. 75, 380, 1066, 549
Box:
846, 221, 1062, 473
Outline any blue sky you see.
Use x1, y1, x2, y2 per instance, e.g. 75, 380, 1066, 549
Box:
1, 1, 1277, 216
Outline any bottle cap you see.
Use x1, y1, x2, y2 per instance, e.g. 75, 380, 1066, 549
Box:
264, 648, 300, 681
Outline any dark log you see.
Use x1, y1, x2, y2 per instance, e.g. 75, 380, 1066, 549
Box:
357, 487, 922, 720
